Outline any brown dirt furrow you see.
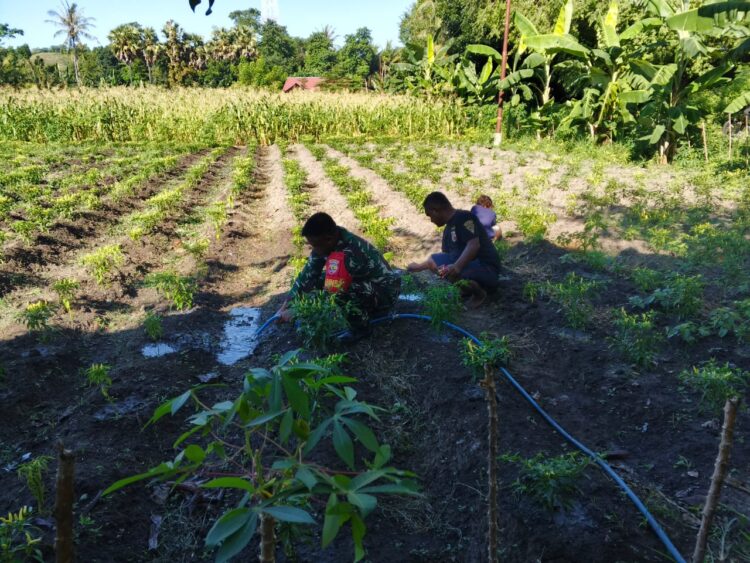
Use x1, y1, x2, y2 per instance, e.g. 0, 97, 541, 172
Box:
288, 143, 361, 234
197, 146, 296, 308
261, 145, 296, 234
0, 149, 209, 294
324, 145, 441, 261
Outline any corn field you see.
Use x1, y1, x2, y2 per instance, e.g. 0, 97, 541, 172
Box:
0, 87, 476, 144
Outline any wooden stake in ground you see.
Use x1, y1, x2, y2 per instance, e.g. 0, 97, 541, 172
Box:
259, 514, 276, 563
482, 364, 499, 563
728, 113, 734, 161
701, 121, 709, 163
692, 397, 741, 563
493, 0, 513, 147
54, 443, 75, 563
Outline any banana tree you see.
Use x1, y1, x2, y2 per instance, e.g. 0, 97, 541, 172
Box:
630, 0, 750, 162
392, 34, 457, 97
514, 0, 589, 107
560, 1, 660, 142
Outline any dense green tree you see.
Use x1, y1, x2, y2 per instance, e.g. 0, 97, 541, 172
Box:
399, 1, 443, 45
229, 8, 262, 33
238, 56, 286, 88
45, 1, 96, 86
258, 21, 301, 73
303, 30, 337, 75
109, 23, 143, 84
333, 27, 377, 85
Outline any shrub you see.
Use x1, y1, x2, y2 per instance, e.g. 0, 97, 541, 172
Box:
461, 334, 512, 380
290, 291, 349, 352
17, 301, 54, 334
143, 312, 163, 342
500, 451, 589, 511
610, 309, 662, 367
81, 244, 124, 286
52, 278, 79, 315
678, 360, 749, 410
525, 273, 602, 329
17, 456, 52, 514
423, 283, 462, 331
144, 271, 197, 311
85, 363, 113, 400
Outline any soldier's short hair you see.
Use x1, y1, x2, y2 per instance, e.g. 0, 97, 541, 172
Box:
302, 212, 337, 238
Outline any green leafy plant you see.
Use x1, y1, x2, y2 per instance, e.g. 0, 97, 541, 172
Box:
525, 273, 602, 328
207, 200, 229, 240
144, 271, 197, 311
460, 334, 512, 379
610, 309, 662, 367
423, 282, 462, 331
103, 352, 418, 562
143, 312, 164, 342
81, 244, 124, 286
17, 301, 54, 335
85, 363, 113, 400
290, 291, 349, 352
183, 238, 210, 261
500, 451, 589, 511
630, 267, 661, 293
678, 360, 749, 411
0, 507, 43, 562
17, 457, 52, 514
514, 205, 557, 243
629, 274, 704, 319
52, 278, 79, 315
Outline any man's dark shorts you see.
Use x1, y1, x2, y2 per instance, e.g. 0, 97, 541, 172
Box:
431, 252, 500, 290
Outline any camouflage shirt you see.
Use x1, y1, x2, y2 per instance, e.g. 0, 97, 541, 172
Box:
289, 227, 399, 299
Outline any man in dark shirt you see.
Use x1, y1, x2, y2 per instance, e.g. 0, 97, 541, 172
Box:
278, 212, 400, 341
407, 191, 500, 306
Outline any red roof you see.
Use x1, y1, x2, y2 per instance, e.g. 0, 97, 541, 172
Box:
282, 77, 325, 93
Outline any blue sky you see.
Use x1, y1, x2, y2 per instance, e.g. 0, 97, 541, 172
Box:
0, 0, 413, 50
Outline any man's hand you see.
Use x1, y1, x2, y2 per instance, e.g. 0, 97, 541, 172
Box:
407, 262, 423, 272
438, 264, 461, 282
277, 301, 293, 323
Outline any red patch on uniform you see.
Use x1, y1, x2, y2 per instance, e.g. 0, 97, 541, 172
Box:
324, 252, 352, 294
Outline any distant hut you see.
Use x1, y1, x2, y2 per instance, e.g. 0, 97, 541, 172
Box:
282, 77, 325, 93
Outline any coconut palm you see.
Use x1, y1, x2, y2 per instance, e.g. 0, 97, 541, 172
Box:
45, 0, 95, 86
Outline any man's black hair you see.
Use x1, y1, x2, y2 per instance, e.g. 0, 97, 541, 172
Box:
302, 212, 338, 238
423, 191, 452, 209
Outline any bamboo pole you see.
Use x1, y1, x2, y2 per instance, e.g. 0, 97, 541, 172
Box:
54, 444, 75, 563
701, 121, 708, 163
692, 397, 740, 563
483, 364, 499, 563
493, 0, 513, 147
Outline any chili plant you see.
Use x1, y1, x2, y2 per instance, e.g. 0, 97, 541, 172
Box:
17, 457, 52, 515
52, 278, 79, 315
143, 311, 164, 342
423, 282, 462, 331
81, 244, 124, 286
500, 451, 589, 511
85, 363, 113, 400
17, 301, 54, 335
0, 507, 43, 562
290, 291, 349, 352
144, 271, 197, 311
610, 309, 662, 367
678, 360, 749, 412
104, 352, 418, 562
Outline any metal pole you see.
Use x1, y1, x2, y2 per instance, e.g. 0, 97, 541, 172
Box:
494, 0, 513, 147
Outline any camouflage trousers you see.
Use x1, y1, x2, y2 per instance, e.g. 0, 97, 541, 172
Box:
335, 277, 401, 331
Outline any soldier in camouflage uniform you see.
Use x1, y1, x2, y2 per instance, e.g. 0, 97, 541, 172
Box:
278, 212, 400, 341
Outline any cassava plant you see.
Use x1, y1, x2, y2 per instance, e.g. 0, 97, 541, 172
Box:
143, 311, 164, 342
81, 244, 124, 286
103, 351, 418, 562
52, 278, 79, 315
460, 333, 512, 380
85, 363, 113, 400
423, 282, 462, 331
144, 271, 197, 311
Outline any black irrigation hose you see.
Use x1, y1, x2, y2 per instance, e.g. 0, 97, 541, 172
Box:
258, 312, 686, 563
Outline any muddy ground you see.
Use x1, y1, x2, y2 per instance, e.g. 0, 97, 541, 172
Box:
1, 143, 748, 563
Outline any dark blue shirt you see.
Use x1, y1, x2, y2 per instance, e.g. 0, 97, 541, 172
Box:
442, 210, 501, 272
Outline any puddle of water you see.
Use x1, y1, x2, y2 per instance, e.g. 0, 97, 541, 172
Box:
217, 307, 262, 366
399, 293, 423, 302
142, 343, 178, 358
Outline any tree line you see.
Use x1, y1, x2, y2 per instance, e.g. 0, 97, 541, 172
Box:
0, 4, 382, 90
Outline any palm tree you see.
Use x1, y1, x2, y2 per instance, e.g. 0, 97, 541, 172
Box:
142, 28, 161, 84
108, 24, 142, 84
46, 0, 95, 86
